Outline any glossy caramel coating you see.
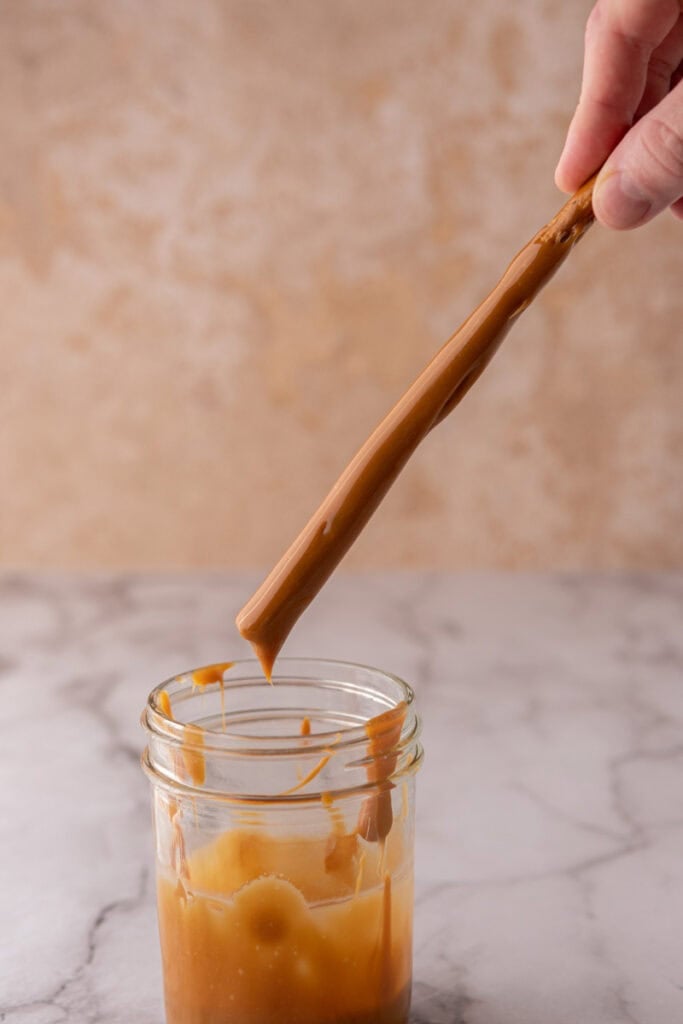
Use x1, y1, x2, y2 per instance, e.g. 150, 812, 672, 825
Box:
237, 180, 596, 677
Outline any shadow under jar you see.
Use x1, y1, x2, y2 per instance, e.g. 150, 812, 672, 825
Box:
141, 658, 423, 1024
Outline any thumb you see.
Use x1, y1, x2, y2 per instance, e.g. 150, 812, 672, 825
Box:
593, 80, 683, 230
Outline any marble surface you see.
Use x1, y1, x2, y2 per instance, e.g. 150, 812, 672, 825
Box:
2, 571, 683, 1023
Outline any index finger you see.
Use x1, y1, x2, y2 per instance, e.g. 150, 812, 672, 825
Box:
555, 0, 681, 192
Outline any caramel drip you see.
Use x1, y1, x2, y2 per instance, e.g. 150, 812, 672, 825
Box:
191, 661, 234, 687
357, 702, 407, 842
158, 689, 173, 718
281, 752, 333, 795
236, 179, 596, 677
182, 724, 206, 786
192, 661, 234, 730
157, 690, 184, 810
159, 666, 232, 790
281, 733, 341, 796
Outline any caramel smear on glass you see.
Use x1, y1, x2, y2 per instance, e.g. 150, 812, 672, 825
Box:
236, 180, 596, 677
281, 734, 342, 796
158, 689, 173, 719
191, 662, 235, 687
192, 662, 234, 730
156, 689, 183, 816
357, 701, 407, 843
182, 724, 206, 786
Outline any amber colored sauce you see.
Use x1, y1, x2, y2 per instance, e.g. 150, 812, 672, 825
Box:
156, 689, 412, 1020
192, 662, 235, 687
236, 180, 596, 678
181, 724, 206, 786
157, 827, 413, 1024
159, 664, 235, 785
158, 689, 173, 719
282, 751, 334, 795
157, 689, 184, 813
358, 702, 407, 842
192, 661, 234, 729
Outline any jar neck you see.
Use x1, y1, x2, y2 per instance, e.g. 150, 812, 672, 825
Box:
141, 658, 422, 805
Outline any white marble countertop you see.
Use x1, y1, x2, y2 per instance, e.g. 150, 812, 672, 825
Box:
2, 571, 683, 1024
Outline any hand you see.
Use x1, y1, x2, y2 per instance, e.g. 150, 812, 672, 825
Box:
555, 0, 683, 229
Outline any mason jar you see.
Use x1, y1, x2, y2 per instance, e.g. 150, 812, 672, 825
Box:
141, 657, 423, 1024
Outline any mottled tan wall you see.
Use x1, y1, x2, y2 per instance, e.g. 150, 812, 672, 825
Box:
1, 0, 681, 570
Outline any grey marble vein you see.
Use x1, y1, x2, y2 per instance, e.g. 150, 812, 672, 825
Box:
1, 571, 682, 1023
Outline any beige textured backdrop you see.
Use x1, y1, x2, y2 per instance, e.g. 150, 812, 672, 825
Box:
1, 0, 681, 570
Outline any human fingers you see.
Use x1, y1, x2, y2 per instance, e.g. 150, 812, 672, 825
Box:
593, 78, 683, 227
636, 16, 683, 117
555, 0, 680, 193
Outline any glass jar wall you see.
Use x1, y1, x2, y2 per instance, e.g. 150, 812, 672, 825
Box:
142, 658, 423, 1024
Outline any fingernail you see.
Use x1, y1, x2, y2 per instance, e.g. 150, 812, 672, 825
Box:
593, 169, 652, 229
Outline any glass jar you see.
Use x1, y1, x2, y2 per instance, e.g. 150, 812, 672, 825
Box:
141, 657, 423, 1024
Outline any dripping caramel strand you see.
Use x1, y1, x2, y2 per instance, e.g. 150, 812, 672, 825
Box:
358, 701, 407, 843
158, 680, 206, 785
191, 661, 234, 687
191, 662, 234, 730
281, 754, 332, 796
280, 734, 342, 796
182, 724, 206, 787
236, 178, 596, 678
157, 689, 184, 813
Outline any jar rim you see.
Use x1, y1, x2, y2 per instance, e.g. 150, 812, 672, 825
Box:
142, 656, 417, 758
141, 657, 423, 804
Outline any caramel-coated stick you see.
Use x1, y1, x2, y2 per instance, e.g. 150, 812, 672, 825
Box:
237, 178, 597, 678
